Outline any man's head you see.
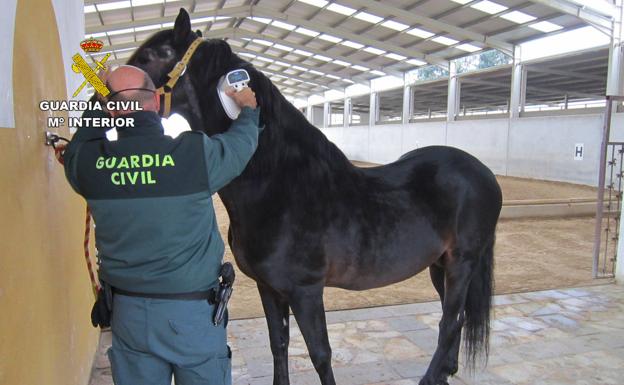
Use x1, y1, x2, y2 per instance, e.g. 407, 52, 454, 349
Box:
105, 65, 160, 116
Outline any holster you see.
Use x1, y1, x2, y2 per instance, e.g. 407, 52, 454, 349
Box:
91, 282, 113, 328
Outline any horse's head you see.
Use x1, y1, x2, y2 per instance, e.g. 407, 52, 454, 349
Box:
128, 8, 245, 134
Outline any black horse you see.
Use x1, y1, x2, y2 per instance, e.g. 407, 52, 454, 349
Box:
128, 9, 502, 385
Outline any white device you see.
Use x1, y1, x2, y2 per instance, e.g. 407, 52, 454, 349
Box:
217, 69, 251, 120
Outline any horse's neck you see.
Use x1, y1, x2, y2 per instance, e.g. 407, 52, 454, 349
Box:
217, 102, 357, 222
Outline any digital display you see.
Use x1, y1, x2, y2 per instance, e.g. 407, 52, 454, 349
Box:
227, 70, 250, 85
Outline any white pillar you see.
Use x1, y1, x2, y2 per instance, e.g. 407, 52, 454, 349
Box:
402, 84, 412, 124
344, 97, 351, 127
369, 92, 378, 126
447, 61, 459, 122
306, 103, 313, 122
510, 46, 527, 118
323, 101, 330, 128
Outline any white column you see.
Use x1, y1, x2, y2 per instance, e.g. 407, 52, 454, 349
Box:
344, 97, 351, 127
510, 46, 527, 118
323, 101, 330, 128
447, 61, 459, 122
369, 92, 378, 126
402, 84, 412, 124
306, 103, 313, 122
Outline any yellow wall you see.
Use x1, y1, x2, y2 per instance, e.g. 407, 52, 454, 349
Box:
0, 0, 100, 384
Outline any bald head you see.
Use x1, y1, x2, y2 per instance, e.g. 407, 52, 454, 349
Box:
106, 65, 159, 115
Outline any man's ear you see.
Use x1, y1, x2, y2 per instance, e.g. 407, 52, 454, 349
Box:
173, 8, 191, 46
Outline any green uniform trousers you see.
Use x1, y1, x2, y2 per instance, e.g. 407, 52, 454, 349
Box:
108, 294, 231, 385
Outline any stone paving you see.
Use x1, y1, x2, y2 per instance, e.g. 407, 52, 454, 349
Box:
90, 284, 624, 385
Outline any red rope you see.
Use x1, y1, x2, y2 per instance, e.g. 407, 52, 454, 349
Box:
53, 143, 99, 299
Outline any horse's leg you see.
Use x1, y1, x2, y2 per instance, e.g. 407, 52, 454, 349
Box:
429, 263, 461, 378
289, 289, 336, 385
257, 283, 291, 385
420, 256, 473, 385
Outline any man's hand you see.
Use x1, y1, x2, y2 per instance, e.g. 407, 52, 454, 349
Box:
226, 86, 257, 109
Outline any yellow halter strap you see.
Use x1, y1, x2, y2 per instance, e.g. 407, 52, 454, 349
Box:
155, 37, 203, 118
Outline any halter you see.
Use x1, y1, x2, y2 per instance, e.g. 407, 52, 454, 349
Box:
156, 37, 203, 118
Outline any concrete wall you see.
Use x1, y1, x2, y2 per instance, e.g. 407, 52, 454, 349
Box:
320, 112, 623, 186
0, 1, 100, 385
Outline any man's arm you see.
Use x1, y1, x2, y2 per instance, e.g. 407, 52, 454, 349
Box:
202, 106, 261, 193
63, 99, 110, 194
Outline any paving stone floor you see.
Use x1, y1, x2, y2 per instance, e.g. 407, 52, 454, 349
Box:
90, 284, 624, 385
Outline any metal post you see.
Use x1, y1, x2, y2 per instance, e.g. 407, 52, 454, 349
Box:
593, 97, 615, 278
344, 97, 351, 127
447, 61, 459, 122
402, 84, 412, 124
323, 101, 330, 128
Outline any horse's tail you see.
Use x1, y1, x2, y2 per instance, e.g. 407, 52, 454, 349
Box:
463, 238, 495, 370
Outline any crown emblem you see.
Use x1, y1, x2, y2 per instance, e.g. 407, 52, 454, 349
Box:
80, 37, 104, 53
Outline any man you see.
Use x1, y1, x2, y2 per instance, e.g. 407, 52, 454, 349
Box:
63, 65, 260, 385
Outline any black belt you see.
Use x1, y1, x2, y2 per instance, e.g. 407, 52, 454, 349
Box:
113, 287, 217, 304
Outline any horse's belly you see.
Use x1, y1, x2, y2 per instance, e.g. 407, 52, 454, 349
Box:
325, 238, 446, 290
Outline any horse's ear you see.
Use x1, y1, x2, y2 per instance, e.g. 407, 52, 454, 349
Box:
195, 29, 203, 37
173, 8, 192, 46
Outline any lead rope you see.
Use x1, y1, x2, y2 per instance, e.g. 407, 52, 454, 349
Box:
50, 135, 100, 299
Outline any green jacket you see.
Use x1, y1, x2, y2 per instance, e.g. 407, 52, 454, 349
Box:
64, 107, 260, 293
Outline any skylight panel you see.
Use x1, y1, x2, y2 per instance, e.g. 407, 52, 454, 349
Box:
132, 0, 163, 6
500, 11, 536, 24
319, 34, 342, 43
273, 44, 294, 52
96, 1, 131, 11
326, 3, 356, 16
309, 70, 324, 75
407, 28, 434, 39
456, 43, 482, 52
272, 21, 297, 31
162, 22, 174, 28
294, 49, 314, 56
135, 24, 162, 32
353, 11, 383, 24
530, 21, 563, 33
254, 39, 274, 47
295, 27, 320, 37
432, 36, 459, 45
327, 74, 341, 80
275, 61, 291, 67
381, 20, 409, 32
84, 5, 97, 13
239, 52, 256, 58
342, 79, 355, 84
364, 47, 386, 55
107, 27, 135, 36
370, 70, 386, 76
406, 59, 426, 66
449, 0, 472, 4
313, 54, 332, 61
292, 65, 308, 71
248, 17, 271, 24
192, 17, 229, 24
385, 53, 406, 61
297, 0, 328, 7
87, 32, 108, 38
333, 60, 351, 66
256, 56, 274, 63
470, 1, 508, 14
341, 40, 364, 49
351, 65, 369, 71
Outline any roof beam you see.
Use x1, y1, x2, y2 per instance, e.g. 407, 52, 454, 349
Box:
86, 5, 252, 34
250, 5, 448, 66
339, 0, 514, 56
527, 0, 613, 34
